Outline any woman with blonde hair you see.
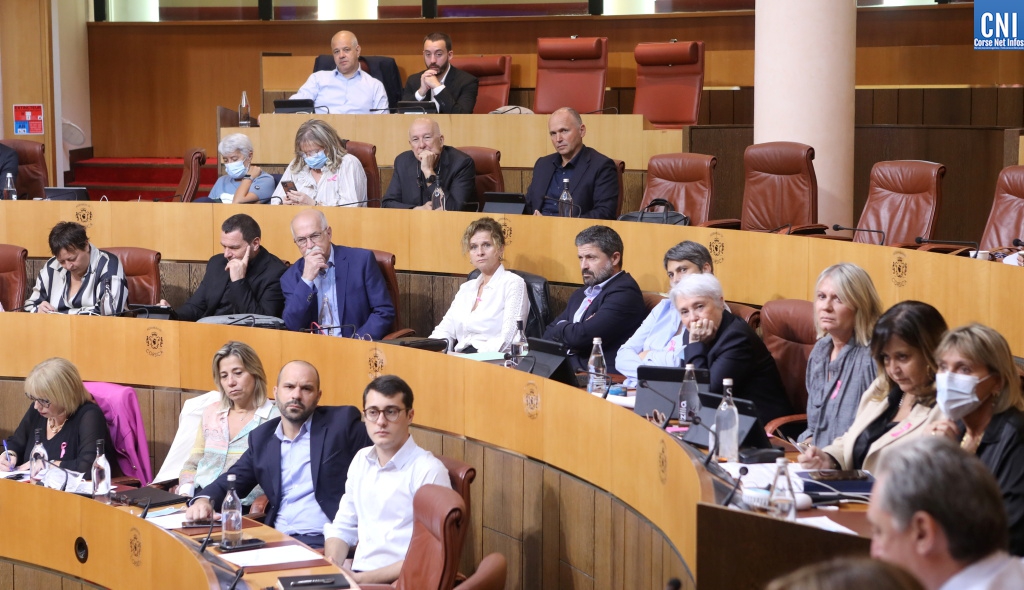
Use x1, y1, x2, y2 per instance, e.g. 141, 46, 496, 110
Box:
271, 119, 367, 206
0, 358, 112, 476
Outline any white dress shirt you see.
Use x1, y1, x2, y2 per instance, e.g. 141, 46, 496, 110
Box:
323, 435, 451, 572
939, 552, 1024, 590
290, 68, 388, 115
270, 153, 367, 206
429, 264, 529, 353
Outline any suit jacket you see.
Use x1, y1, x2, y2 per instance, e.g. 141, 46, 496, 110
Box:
401, 65, 479, 114
200, 406, 372, 529
975, 407, 1024, 556
382, 145, 476, 211
0, 144, 18, 187
525, 146, 619, 220
682, 310, 792, 425
280, 244, 396, 339
361, 55, 403, 110
175, 246, 287, 322
542, 271, 646, 375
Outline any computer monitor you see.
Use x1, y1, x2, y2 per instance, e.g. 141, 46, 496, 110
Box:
273, 99, 316, 114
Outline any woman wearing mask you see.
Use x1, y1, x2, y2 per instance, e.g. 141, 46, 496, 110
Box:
194, 133, 276, 204
271, 119, 367, 206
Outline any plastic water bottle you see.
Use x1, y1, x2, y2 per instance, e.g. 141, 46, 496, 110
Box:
510, 318, 529, 362
221, 474, 243, 548
768, 457, 797, 521
29, 428, 48, 481
3, 173, 16, 200
715, 378, 739, 462
100, 279, 114, 316
91, 440, 111, 504
238, 91, 250, 127
431, 185, 446, 210
587, 337, 608, 397
557, 178, 573, 217
679, 363, 700, 422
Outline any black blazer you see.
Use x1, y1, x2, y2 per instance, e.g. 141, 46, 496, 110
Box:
200, 406, 372, 528
0, 144, 18, 187
975, 407, 1024, 556
681, 310, 792, 425
401, 65, 479, 114
175, 246, 287, 321
382, 145, 476, 211
542, 271, 646, 375
525, 146, 619, 220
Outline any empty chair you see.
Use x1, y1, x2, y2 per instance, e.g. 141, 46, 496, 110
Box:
639, 153, 717, 224
0, 244, 28, 312
467, 267, 551, 338
450, 55, 512, 114
457, 146, 504, 204
372, 249, 415, 339
344, 140, 381, 207
172, 147, 206, 203
0, 138, 48, 199
633, 41, 705, 128
105, 247, 162, 305
759, 299, 817, 437
919, 164, 1019, 257
533, 37, 608, 115
851, 160, 945, 246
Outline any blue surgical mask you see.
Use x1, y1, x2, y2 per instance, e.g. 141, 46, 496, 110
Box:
225, 160, 247, 179
304, 151, 328, 170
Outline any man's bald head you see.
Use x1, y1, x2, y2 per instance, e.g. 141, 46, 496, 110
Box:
277, 360, 320, 389
331, 30, 362, 77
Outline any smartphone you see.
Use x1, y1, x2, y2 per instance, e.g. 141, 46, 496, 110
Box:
217, 537, 266, 553
808, 469, 869, 482
281, 180, 297, 193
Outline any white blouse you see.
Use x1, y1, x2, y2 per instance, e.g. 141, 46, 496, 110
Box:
270, 153, 367, 206
429, 265, 530, 353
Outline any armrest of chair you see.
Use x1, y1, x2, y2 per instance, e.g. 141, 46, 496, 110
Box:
358, 585, 392, 590
699, 218, 741, 230
247, 494, 269, 522
891, 241, 923, 250
764, 413, 808, 438
383, 328, 415, 340
915, 243, 972, 255
789, 224, 829, 236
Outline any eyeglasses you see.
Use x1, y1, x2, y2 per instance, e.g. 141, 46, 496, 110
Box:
294, 232, 323, 248
363, 407, 407, 422
26, 393, 50, 408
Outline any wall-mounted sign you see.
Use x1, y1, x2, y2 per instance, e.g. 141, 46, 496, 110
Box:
13, 104, 44, 135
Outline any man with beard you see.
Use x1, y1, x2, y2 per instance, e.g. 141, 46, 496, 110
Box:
400, 32, 478, 114
185, 360, 372, 549
542, 225, 646, 375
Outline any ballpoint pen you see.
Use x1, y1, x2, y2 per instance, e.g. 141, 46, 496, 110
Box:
2, 439, 11, 469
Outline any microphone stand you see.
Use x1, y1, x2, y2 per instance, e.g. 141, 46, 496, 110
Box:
721, 466, 748, 507
687, 411, 719, 469
832, 224, 886, 246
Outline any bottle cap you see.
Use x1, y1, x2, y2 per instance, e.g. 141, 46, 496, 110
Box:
685, 363, 695, 370
593, 337, 602, 344
723, 378, 733, 386
227, 474, 236, 482
776, 457, 789, 466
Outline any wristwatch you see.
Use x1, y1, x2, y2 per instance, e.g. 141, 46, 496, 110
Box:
426, 174, 437, 184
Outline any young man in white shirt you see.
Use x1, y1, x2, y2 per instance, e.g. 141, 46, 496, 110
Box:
324, 374, 451, 584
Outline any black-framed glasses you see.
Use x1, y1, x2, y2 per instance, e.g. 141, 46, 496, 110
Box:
25, 393, 50, 408
363, 407, 407, 422
294, 232, 324, 248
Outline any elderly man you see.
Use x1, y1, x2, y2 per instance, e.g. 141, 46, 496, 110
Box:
280, 209, 395, 338
542, 225, 646, 375
400, 32, 478, 114
671, 273, 790, 424
525, 107, 618, 219
869, 437, 1024, 589
381, 118, 476, 211
290, 30, 388, 115
193, 133, 275, 204
160, 214, 286, 320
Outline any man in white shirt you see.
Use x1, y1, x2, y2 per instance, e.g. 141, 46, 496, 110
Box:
868, 437, 1024, 590
291, 30, 388, 115
324, 375, 451, 584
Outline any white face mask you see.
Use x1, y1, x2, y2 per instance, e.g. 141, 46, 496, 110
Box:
936, 371, 992, 421
225, 160, 248, 179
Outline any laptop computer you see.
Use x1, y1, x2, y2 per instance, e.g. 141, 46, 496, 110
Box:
396, 101, 438, 114
128, 304, 178, 321
481, 192, 527, 215
513, 337, 577, 386
114, 486, 188, 508
44, 187, 90, 201
273, 99, 316, 114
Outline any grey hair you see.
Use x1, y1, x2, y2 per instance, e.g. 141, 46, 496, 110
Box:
289, 209, 330, 239
875, 437, 1007, 562
663, 241, 713, 272
218, 133, 254, 158
669, 272, 724, 307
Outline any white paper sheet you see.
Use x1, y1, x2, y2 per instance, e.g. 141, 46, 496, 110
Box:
796, 516, 858, 535
219, 544, 323, 568
146, 513, 191, 529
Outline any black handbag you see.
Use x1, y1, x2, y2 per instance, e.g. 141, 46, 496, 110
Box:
617, 199, 690, 226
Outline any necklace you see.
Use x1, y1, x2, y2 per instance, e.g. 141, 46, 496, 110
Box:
48, 416, 66, 435
231, 407, 255, 422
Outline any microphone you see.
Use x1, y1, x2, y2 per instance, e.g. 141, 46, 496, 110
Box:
225, 315, 256, 327
3, 304, 30, 312
302, 323, 360, 337
721, 466, 748, 507
575, 370, 612, 398
197, 519, 217, 555
41, 459, 71, 491
832, 224, 886, 246
582, 107, 620, 114
338, 198, 382, 206
491, 105, 534, 115
228, 567, 246, 590
1013, 238, 1023, 248
914, 237, 982, 257
508, 355, 538, 374
687, 411, 719, 469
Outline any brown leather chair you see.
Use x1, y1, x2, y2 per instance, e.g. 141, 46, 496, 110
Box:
458, 553, 508, 590
919, 164, 1020, 257
437, 455, 476, 579
760, 299, 817, 436
171, 147, 206, 203
105, 247, 162, 305
639, 153, 717, 224
633, 41, 704, 129
612, 159, 626, 218
0, 244, 28, 312
533, 37, 608, 115
457, 146, 503, 206
642, 291, 665, 314
0, 139, 48, 199
450, 55, 512, 114
371, 249, 414, 339
360, 484, 466, 590
852, 160, 945, 246
343, 140, 381, 208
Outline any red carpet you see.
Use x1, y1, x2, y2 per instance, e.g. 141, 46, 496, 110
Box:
71, 157, 219, 202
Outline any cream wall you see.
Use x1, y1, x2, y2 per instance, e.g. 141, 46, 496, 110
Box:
55, 0, 94, 175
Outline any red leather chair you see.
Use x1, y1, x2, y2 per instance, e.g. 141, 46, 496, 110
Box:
633, 41, 705, 129
851, 160, 945, 246
372, 249, 415, 339
105, 247, 162, 305
612, 159, 626, 217
760, 299, 817, 437
343, 140, 381, 208
450, 55, 512, 114
0, 139, 48, 199
919, 164, 1020, 257
457, 146, 503, 205
639, 153, 717, 225
458, 553, 508, 590
172, 147, 206, 203
534, 37, 608, 115
0, 244, 28, 312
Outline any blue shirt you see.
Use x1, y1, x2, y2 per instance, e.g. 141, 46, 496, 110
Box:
206, 172, 276, 204
615, 298, 684, 388
539, 149, 583, 216
572, 271, 621, 324
301, 248, 341, 336
271, 416, 329, 536
291, 69, 388, 115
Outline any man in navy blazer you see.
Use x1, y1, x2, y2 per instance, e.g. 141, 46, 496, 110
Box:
280, 209, 395, 338
525, 107, 619, 220
672, 273, 792, 425
401, 32, 478, 114
543, 225, 647, 375
186, 361, 373, 549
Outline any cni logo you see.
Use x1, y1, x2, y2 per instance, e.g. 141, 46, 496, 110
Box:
975, 1, 1024, 50
891, 252, 909, 288
128, 527, 142, 567
523, 381, 540, 419
75, 205, 93, 227
144, 327, 164, 357
368, 347, 386, 379
708, 232, 726, 265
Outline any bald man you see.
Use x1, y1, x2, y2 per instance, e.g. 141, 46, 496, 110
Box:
381, 118, 476, 211
185, 360, 372, 549
290, 30, 388, 114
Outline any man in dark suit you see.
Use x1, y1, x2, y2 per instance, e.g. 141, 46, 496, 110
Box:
525, 107, 619, 220
401, 32, 478, 114
186, 360, 373, 549
672, 273, 791, 424
0, 143, 18, 191
381, 118, 476, 211
160, 213, 286, 320
543, 225, 647, 375
280, 209, 395, 338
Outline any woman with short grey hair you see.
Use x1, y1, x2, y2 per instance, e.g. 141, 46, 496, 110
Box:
194, 132, 276, 204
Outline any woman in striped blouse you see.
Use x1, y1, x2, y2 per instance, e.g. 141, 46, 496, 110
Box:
24, 221, 127, 315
